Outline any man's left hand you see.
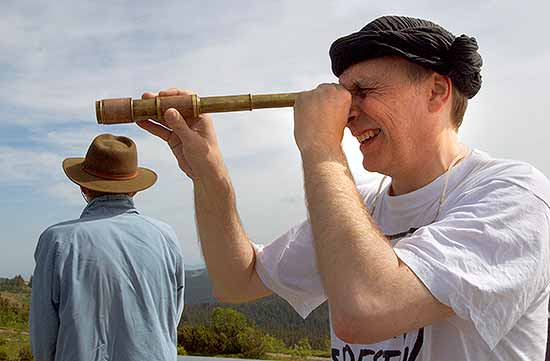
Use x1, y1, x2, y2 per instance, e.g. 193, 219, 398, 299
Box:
293, 83, 351, 154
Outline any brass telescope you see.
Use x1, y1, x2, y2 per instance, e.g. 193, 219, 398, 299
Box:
95, 92, 300, 124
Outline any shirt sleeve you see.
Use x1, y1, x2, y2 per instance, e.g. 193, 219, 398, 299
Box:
30, 230, 63, 361
253, 220, 327, 319
393, 179, 550, 350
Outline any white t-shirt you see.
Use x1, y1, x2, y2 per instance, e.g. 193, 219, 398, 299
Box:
253, 149, 550, 361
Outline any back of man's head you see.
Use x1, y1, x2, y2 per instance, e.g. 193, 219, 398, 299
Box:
63, 134, 157, 201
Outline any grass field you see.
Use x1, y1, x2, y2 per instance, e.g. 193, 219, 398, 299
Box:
0, 328, 30, 360
0, 289, 32, 360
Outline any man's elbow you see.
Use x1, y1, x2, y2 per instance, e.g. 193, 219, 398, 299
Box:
331, 314, 383, 345
330, 300, 389, 344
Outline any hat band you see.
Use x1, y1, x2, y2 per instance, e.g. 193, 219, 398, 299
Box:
82, 164, 138, 180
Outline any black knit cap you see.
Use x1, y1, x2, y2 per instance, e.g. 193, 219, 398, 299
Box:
329, 15, 483, 98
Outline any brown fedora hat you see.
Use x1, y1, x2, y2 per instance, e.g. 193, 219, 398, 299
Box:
63, 134, 157, 193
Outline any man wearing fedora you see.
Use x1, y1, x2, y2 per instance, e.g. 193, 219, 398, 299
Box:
30, 134, 185, 361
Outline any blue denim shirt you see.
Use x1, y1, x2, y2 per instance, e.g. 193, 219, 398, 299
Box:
30, 195, 185, 361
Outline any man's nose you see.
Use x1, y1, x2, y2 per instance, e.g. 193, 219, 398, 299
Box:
347, 96, 360, 125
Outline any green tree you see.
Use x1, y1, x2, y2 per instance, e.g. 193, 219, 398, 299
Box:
179, 325, 221, 354
237, 326, 268, 359
210, 307, 248, 337
291, 337, 312, 357
263, 334, 286, 353
210, 307, 249, 355
178, 307, 270, 358
179, 297, 330, 349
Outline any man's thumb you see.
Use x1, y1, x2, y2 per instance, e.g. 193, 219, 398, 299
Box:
165, 108, 192, 138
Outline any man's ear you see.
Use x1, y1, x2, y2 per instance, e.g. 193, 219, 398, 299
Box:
427, 73, 452, 113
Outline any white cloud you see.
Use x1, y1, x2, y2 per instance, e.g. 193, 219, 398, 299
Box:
46, 181, 83, 206
0, 146, 62, 185
1, 0, 550, 276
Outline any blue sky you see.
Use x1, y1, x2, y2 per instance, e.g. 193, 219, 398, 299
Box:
1, 0, 549, 278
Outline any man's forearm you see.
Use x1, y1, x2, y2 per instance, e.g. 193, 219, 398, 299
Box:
301, 148, 400, 317
193, 167, 259, 302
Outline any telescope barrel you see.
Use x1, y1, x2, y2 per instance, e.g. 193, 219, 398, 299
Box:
96, 92, 300, 124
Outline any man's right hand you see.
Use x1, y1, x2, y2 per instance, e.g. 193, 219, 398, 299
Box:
137, 88, 272, 303
136, 88, 224, 181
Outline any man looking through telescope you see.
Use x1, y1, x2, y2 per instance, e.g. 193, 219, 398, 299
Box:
138, 15, 550, 360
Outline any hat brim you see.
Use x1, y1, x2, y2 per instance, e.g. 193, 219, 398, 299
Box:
62, 158, 157, 193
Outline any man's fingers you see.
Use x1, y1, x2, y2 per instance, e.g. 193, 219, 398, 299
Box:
159, 88, 196, 97
165, 108, 193, 138
142, 92, 158, 100
143, 88, 196, 99
136, 120, 171, 142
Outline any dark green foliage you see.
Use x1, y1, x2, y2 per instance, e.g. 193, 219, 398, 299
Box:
183, 268, 331, 349
0, 271, 331, 358
290, 337, 313, 357
237, 327, 268, 359
0, 350, 8, 361
181, 295, 330, 349
179, 325, 225, 354
178, 307, 270, 358
210, 308, 248, 354
211, 308, 248, 337
263, 334, 286, 353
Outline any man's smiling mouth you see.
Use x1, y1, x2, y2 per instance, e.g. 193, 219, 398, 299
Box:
356, 128, 381, 143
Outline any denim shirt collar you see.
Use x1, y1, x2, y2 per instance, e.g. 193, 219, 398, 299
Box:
80, 194, 139, 219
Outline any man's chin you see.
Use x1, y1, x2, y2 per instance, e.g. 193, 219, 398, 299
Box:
362, 158, 375, 172
362, 158, 384, 175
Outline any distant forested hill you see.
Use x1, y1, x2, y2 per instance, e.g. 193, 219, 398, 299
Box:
183, 268, 330, 348
184, 268, 217, 304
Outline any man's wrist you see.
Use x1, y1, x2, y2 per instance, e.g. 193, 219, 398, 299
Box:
300, 144, 347, 167
193, 164, 234, 200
